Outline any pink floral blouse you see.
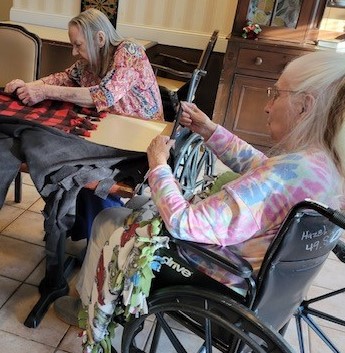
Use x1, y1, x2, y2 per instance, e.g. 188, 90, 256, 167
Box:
148, 125, 344, 289
42, 40, 163, 120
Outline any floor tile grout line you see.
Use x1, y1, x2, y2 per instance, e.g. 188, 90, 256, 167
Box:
0, 232, 46, 248
0, 207, 43, 233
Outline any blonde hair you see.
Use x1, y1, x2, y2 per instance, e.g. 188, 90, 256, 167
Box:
69, 8, 123, 77
274, 51, 345, 177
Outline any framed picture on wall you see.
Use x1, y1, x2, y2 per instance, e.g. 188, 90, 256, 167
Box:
81, 0, 119, 28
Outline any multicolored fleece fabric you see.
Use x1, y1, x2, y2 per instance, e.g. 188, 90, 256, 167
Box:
42, 40, 163, 120
148, 125, 344, 284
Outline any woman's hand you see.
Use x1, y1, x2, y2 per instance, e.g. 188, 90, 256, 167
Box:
16, 83, 46, 106
4, 79, 25, 94
147, 135, 175, 170
180, 101, 217, 141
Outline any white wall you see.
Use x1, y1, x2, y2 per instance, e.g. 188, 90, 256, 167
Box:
117, 0, 238, 53
9, 0, 238, 53
10, 0, 81, 29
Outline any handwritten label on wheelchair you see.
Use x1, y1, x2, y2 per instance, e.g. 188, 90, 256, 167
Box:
301, 225, 341, 252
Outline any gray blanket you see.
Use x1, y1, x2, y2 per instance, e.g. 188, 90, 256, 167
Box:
0, 117, 148, 263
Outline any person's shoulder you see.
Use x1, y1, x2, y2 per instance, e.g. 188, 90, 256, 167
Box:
116, 39, 145, 55
266, 149, 333, 172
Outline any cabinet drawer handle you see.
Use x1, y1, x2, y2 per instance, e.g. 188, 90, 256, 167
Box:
254, 57, 263, 65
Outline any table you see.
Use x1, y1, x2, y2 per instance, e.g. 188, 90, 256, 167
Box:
0, 96, 172, 328
86, 113, 173, 152
84, 114, 172, 196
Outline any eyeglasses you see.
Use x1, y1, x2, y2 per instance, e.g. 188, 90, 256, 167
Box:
267, 87, 297, 100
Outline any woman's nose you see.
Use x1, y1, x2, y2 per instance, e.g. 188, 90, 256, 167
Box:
264, 99, 272, 114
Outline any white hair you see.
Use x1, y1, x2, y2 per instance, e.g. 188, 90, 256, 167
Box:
69, 8, 123, 77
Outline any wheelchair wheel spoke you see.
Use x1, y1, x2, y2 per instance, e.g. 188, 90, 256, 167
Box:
155, 312, 188, 353
172, 132, 214, 198
204, 316, 213, 353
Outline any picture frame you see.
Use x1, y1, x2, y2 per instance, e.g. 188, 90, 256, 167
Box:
80, 0, 119, 28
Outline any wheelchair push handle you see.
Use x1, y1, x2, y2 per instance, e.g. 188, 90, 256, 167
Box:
297, 199, 345, 229
329, 210, 345, 229
170, 68, 207, 140
186, 68, 207, 102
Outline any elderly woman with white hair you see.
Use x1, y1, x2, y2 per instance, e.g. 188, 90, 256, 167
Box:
5, 8, 163, 120
4, 8, 164, 242
57, 50, 345, 353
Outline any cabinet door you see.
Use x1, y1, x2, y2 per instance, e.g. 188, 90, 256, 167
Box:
225, 74, 274, 148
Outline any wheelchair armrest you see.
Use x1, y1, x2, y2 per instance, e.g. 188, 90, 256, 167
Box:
171, 238, 253, 278
151, 63, 193, 80
156, 53, 199, 67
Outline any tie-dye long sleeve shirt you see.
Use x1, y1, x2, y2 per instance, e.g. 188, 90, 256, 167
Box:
148, 125, 344, 282
41, 40, 163, 120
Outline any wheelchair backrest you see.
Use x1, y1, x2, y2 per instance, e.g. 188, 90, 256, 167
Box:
253, 200, 344, 331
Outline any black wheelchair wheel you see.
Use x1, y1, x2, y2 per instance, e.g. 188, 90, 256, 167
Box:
121, 287, 293, 353
172, 132, 214, 199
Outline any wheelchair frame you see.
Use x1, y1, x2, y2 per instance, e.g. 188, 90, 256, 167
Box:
295, 239, 345, 353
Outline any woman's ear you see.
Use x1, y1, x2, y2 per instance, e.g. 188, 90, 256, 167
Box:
297, 93, 315, 119
97, 31, 106, 48
302, 93, 315, 115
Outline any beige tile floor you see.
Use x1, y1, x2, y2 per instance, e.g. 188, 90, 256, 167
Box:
0, 168, 345, 353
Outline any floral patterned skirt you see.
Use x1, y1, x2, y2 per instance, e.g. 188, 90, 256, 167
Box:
79, 200, 169, 353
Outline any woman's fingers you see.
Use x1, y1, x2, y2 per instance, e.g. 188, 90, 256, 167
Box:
4, 79, 23, 93
147, 135, 175, 169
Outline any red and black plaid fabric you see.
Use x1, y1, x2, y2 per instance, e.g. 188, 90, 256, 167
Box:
0, 91, 107, 137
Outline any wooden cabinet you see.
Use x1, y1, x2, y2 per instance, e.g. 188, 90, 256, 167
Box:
213, 38, 315, 149
212, 0, 328, 150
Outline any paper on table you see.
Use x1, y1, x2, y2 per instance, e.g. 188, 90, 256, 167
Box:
85, 113, 173, 152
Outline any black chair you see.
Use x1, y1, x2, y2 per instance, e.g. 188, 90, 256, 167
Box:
0, 22, 42, 204
152, 30, 219, 122
120, 199, 345, 352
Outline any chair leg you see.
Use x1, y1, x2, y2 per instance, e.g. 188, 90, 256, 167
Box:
14, 172, 22, 203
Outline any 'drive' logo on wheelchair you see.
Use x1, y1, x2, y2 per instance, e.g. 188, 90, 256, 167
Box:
162, 256, 193, 277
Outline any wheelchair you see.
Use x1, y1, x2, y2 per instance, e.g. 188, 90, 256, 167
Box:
114, 199, 345, 353
168, 68, 215, 199
136, 67, 215, 200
